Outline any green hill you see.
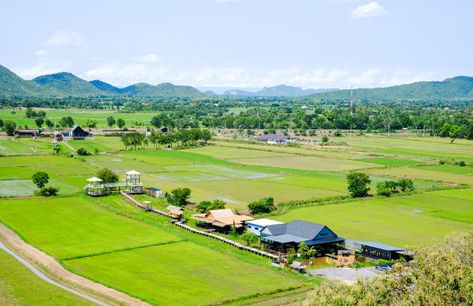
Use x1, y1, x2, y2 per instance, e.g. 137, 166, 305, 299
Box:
311, 76, 473, 101
121, 82, 205, 97
32, 72, 105, 97
90, 80, 121, 95
0, 64, 49, 96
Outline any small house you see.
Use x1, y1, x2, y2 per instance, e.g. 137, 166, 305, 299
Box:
192, 209, 254, 232
260, 220, 344, 253
246, 218, 283, 236
167, 205, 184, 219
53, 131, 64, 141
360, 242, 405, 260
145, 187, 164, 198
70, 125, 90, 140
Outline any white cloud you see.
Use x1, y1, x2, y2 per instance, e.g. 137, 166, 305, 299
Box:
44, 30, 86, 47
16, 62, 70, 80
351, 2, 388, 19
136, 53, 161, 63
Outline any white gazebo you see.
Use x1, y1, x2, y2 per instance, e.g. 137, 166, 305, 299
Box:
85, 177, 104, 196
125, 170, 143, 194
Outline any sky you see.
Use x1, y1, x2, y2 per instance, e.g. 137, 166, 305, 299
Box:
1, 0, 472, 91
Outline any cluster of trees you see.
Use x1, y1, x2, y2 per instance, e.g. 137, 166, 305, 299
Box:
304, 232, 473, 305
286, 242, 317, 263
166, 188, 191, 206
377, 179, 414, 197
148, 128, 211, 148
31, 172, 58, 196
248, 197, 276, 214
106, 116, 126, 128
3, 98, 473, 141
121, 132, 147, 150
96, 168, 119, 183
197, 199, 226, 213
119, 128, 212, 150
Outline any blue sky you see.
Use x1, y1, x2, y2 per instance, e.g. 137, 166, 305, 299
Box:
1, 0, 472, 90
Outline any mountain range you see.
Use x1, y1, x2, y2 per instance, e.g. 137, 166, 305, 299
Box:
1, 64, 473, 100
223, 85, 337, 97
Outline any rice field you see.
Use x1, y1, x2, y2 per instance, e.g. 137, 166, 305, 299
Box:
272, 188, 473, 246
0, 195, 304, 305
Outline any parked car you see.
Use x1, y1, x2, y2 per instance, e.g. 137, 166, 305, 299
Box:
376, 264, 392, 271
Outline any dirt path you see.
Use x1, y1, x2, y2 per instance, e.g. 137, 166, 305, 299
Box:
0, 223, 150, 306
0, 242, 108, 306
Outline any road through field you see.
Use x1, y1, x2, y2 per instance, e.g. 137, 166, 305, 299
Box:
0, 223, 149, 306
0, 242, 107, 306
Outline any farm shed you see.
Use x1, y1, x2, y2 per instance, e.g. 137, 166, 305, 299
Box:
167, 205, 184, 219
260, 220, 344, 253
15, 129, 40, 138
246, 219, 283, 236
256, 134, 293, 144
360, 242, 405, 260
145, 187, 164, 198
70, 125, 90, 140
192, 209, 254, 232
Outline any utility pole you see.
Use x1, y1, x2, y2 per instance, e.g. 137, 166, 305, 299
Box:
350, 84, 353, 116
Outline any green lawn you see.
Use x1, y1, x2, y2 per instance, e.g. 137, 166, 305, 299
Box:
272, 189, 473, 246
358, 157, 425, 167
0, 248, 93, 306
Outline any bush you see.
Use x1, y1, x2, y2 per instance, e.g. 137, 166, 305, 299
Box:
346, 172, 371, 198
4, 120, 16, 136
241, 232, 259, 246
457, 160, 466, 167
36, 186, 59, 197
77, 147, 90, 156
248, 197, 275, 214
439, 160, 446, 165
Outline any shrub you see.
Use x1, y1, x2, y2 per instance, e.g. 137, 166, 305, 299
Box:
77, 147, 90, 156
346, 172, 371, 198
397, 178, 414, 192
248, 197, 275, 214
32, 171, 49, 188
439, 160, 446, 165
37, 186, 59, 197
457, 160, 466, 167
241, 232, 259, 246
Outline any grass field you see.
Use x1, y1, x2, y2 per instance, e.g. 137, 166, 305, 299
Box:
0, 108, 157, 129
273, 188, 473, 246
0, 195, 305, 305
0, 248, 93, 306
0, 197, 180, 259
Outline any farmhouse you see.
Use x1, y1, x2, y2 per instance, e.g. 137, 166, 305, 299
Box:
260, 220, 344, 253
256, 134, 293, 144
246, 218, 283, 236
360, 242, 406, 260
70, 125, 91, 140
192, 209, 254, 231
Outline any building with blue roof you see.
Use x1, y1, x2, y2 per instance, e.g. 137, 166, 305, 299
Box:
260, 220, 344, 253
